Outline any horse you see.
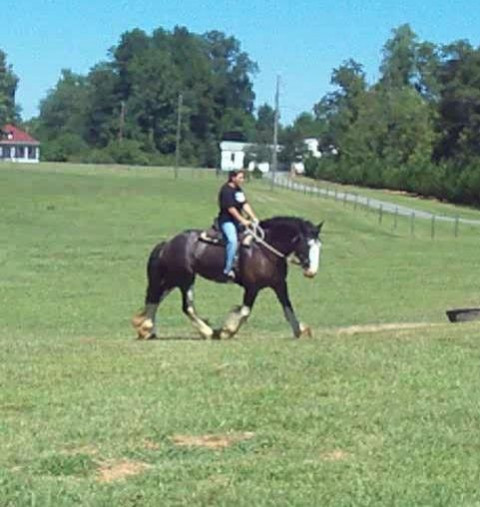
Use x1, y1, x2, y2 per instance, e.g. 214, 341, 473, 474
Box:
131, 216, 323, 340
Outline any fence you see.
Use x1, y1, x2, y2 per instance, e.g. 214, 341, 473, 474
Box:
266, 173, 480, 239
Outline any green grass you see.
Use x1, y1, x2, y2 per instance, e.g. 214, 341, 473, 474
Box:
2, 162, 480, 505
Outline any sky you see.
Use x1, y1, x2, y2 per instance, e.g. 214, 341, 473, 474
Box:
3, 0, 480, 125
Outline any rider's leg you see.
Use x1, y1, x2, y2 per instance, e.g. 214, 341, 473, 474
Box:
220, 221, 238, 274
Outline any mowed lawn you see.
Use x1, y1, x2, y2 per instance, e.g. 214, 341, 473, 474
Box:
2, 163, 480, 505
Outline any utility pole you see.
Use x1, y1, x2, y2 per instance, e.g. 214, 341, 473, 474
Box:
174, 92, 183, 179
118, 100, 125, 141
270, 75, 280, 190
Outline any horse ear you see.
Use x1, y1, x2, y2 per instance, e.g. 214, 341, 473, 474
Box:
317, 221, 324, 233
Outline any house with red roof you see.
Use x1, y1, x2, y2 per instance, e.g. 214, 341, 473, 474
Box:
0, 124, 40, 163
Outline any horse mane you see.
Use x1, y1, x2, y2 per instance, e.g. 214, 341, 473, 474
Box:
260, 216, 314, 234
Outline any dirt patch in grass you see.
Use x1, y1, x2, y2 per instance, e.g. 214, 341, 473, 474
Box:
171, 432, 255, 449
321, 449, 350, 461
336, 322, 438, 336
97, 459, 151, 483
143, 439, 161, 450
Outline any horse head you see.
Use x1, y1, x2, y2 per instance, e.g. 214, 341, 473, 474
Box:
291, 220, 323, 278
260, 217, 324, 278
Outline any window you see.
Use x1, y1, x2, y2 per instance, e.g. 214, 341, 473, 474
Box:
16, 146, 25, 158
2, 146, 11, 158
28, 146, 36, 159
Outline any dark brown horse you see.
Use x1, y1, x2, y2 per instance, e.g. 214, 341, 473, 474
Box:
132, 216, 323, 339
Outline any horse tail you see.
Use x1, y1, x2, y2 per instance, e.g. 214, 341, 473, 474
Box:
145, 241, 167, 304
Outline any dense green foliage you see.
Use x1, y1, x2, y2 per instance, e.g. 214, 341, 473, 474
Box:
307, 25, 480, 207
0, 49, 20, 125
3, 163, 480, 504
28, 27, 259, 167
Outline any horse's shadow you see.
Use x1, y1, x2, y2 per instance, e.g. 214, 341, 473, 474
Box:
136, 332, 223, 341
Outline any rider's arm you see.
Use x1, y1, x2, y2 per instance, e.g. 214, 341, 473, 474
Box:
242, 202, 258, 222
227, 206, 250, 227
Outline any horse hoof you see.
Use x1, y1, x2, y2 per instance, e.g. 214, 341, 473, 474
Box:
299, 324, 313, 338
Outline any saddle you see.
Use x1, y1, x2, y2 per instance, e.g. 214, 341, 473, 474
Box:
199, 221, 253, 247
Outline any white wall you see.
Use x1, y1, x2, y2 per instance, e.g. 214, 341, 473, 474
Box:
220, 150, 245, 171
0, 145, 40, 163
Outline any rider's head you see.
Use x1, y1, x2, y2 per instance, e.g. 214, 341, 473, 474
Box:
228, 169, 245, 186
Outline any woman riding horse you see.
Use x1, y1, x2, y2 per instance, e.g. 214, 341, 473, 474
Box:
217, 169, 259, 282
132, 215, 323, 340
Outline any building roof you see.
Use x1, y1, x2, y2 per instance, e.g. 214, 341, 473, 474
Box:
0, 124, 40, 145
220, 141, 254, 152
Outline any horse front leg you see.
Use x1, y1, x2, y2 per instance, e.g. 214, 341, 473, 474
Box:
273, 281, 312, 338
214, 287, 259, 339
181, 282, 214, 339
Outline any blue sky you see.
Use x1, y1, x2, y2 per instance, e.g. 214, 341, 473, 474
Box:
3, 0, 480, 124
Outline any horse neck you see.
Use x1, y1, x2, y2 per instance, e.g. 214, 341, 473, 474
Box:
263, 227, 296, 256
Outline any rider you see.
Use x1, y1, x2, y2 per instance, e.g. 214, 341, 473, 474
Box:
217, 169, 259, 281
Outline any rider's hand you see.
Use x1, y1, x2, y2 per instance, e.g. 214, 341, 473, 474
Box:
242, 219, 252, 227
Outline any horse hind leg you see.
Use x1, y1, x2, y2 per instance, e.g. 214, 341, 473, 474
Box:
132, 305, 156, 340
133, 242, 170, 339
132, 281, 172, 340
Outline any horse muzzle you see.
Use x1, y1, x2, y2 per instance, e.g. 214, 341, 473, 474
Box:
303, 269, 317, 278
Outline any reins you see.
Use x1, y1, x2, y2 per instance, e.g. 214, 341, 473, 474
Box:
247, 223, 301, 265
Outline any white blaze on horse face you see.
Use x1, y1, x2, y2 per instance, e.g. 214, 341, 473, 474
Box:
307, 239, 321, 275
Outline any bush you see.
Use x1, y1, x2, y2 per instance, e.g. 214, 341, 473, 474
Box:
81, 149, 115, 165
105, 139, 149, 166
252, 167, 263, 179
41, 133, 89, 162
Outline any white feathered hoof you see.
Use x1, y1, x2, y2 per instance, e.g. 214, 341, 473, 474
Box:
132, 311, 154, 340
212, 328, 234, 340
298, 323, 313, 338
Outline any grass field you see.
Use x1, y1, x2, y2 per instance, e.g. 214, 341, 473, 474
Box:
2, 162, 480, 505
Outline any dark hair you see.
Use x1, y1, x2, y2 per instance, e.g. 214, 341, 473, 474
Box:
228, 169, 245, 182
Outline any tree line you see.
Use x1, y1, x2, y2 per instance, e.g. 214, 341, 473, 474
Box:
2, 24, 480, 205
306, 25, 480, 207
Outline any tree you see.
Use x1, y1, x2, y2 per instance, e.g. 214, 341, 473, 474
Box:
126, 46, 179, 153
255, 103, 275, 144
85, 62, 120, 147
314, 59, 367, 152
379, 24, 419, 89
34, 26, 259, 166
38, 69, 89, 140
0, 49, 19, 124
434, 41, 480, 162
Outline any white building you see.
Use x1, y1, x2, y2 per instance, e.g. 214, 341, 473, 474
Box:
303, 138, 322, 159
219, 140, 282, 173
219, 141, 252, 171
0, 124, 40, 163
291, 138, 323, 174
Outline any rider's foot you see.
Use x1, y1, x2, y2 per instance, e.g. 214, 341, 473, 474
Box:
224, 270, 236, 282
